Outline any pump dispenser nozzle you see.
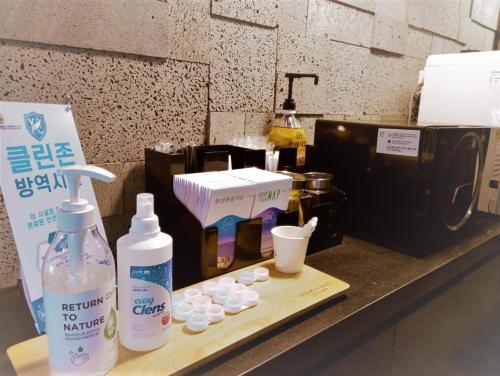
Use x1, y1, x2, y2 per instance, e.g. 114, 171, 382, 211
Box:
55, 165, 116, 279
57, 165, 116, 231
283, 73, 319, 111
61, 165, 116, 213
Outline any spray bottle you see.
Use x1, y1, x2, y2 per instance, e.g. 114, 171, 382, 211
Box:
117, 193, 173, 351
42, 165, 117, 375
268, 73, 319, 170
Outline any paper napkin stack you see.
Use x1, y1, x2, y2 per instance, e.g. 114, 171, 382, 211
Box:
173, 168, 292, 228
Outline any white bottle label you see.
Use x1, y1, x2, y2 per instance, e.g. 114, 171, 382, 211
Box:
43, 280, 117, 373
129, 259, 172, 338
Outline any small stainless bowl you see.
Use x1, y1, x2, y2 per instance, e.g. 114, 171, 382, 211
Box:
277, 171, 306, 190
303, 172, 333, 191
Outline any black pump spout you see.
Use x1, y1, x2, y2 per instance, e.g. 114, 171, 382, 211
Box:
283, 73, 319, 111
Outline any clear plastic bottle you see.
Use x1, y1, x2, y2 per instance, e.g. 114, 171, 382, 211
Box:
42, 166, 117, 376
268, 110, 307, 168
117, 193, 173, 351
267, 73, 318, 170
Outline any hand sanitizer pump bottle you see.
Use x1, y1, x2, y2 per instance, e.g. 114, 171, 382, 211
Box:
42, 165, 117, 376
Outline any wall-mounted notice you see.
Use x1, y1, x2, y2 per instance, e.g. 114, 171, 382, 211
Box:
376, 128, 421, 157
0, 101, 106, 334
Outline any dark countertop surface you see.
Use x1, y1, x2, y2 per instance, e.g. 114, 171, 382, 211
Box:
1, 216, 500, 375
196, 216, 500, 375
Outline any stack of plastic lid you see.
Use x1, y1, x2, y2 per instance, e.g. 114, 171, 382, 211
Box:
173, 267, 270, 333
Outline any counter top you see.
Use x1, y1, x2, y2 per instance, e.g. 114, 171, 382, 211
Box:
194, 216, 500, 375
2, 216, 500, 376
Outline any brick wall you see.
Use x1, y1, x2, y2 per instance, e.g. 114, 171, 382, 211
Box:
0, 0, 497, 288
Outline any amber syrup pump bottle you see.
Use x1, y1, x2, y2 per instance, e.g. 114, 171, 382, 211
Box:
268, 73, 319, 171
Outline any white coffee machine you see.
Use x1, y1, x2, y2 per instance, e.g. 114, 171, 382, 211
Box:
418, 51, 500, 215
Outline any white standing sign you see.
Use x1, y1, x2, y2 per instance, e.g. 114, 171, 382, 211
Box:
0, 101, 106, 333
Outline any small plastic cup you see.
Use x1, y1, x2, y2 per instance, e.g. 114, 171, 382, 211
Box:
186, 313, 209, 332
201, 280, 218, 296
184, 288, 202, 303
173, 302, 194, 322
254, 267, 269, 281
206, 304, 225, 323
218, 276, 235, 288
271, 225, 310, 273
212, 287, 231, 304
237, 270, 255, 286
192, 295, 212, 313
229, 283, 248, 299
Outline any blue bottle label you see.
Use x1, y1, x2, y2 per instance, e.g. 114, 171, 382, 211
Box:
129, 259, 172, 338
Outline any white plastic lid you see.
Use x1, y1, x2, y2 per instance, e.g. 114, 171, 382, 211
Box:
172, 294, 185, 308
173, 302, 194, 322
241, 289, 260, 307
206, 304, 225, 323
218, 276, 235, 288
130, 193, 160, 236
184, 288, 202, 304
230, 283, 248, 299
212, 287, 231, 305
201, 280, 218, 296
238, 271, 255, 286
186, 313, 209, 332
192, 295, 212, 313
254, 267, 269, 282
224, 296, 243, 314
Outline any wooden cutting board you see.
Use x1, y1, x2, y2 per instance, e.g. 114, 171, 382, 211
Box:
8, 259, 349, 375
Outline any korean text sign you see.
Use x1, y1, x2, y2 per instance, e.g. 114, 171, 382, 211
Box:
0, 101, 106, 333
